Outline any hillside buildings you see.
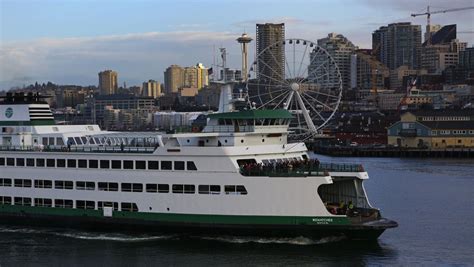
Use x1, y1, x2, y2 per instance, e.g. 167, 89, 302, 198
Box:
98, 70, 118, 95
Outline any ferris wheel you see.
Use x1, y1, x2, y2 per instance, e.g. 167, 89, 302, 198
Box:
246, 38, 343, 139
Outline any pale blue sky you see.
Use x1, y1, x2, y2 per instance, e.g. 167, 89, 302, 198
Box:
1, 0, 473, 88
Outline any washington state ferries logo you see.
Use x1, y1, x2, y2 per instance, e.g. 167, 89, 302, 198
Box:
5, 107, 13, 118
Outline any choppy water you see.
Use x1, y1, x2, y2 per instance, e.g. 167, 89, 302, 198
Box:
1, 156, 473, 266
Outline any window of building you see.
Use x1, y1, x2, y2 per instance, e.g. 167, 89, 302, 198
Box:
123, 160, 134, 169
34, 198, 53, 207
78, 159, 87, 168
54, 199, 73, 208
14, 179, 32, 188
98, 201, 119, 211
34, 179, 52, 189
76, 200, 95, 210
54, 159, 65, 168
76, 181, 95, 190
7, 158, 14, 166
36, 159, 44, 167
111, 160, 121, 169
55, 180, 73, 190
161, 161, 172, 170
0, 178, 12, 187
186, 161, 197, 171
14, 197, 32, 206
198, 185, 221, 195
16, 158, 25, 167
224, 185, 248, 195
89, 160, 98, 168
121, 202, 139, 212
148, 161, 159, 170
67, 159, 76, 168
100, 160, 110, 169
174, 161, 185, 170
172, 184, 195, 194
98, 182, 119, 191
0, 196, 12, 205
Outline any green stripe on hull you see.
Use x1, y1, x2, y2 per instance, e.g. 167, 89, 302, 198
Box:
0, 204, 351, 226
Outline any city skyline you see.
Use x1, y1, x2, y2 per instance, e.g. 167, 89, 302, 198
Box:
1, 0, 473, 89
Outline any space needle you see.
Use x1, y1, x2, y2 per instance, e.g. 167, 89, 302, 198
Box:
236, 33, 252, 82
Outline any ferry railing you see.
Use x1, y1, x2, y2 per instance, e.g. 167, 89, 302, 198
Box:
0, 145, 156, 153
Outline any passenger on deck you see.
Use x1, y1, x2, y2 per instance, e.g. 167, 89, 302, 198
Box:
338, 200, 346, 215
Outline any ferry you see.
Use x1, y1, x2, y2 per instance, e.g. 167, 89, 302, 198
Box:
0, 90, 397, 240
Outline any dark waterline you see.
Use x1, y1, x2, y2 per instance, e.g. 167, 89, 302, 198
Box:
1, 156, 473, 266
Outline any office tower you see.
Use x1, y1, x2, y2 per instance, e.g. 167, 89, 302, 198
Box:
372, 22, 422, 70
310, 33, 358, 89
350, 49, 389, 91
256, 23, 285, 82
98, 70, 118, 95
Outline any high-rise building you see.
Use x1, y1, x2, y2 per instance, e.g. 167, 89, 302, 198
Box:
350, 49, 389, 91
98, 70, 118, 95
372, 23, 422, 70
164, 65, 184, 95
256, 23, 285, 82
142, 80, 162, 98
425, 24, 441, 43
310, 33, 358, 89
459, 47, 474, 70
421, 39, 466, 74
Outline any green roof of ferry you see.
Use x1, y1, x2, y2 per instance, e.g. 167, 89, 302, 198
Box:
207, 109, 293, 120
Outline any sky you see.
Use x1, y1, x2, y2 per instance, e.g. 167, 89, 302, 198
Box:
0, 0, 473, 89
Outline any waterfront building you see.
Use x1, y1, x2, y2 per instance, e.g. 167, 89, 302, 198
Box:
387, 109, 474, 148
256, 23, 285, 82
311, 33, 358, 89
142, 80, 162, 98
372, 23, 422, 70
164, 65, 184, 95
98, 70, 118, 95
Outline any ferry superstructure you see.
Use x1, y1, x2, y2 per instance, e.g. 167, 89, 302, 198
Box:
0, 92, 397, 239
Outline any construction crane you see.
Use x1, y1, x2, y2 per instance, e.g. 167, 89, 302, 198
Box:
411, 6, 474, 45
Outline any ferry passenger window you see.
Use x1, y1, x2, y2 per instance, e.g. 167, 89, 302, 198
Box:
172, 184, 194, 194
158, 184, 169, 193
14, 197, 32, 206
14, 179, 32, 188
55, 180, 73, 190
16, 158, 25, 167
78, 160, 87, 168
98, 201, 119, 211
67, 159, 76, 168
198, 185, 221, 195
111, 160, 121, 169
80, 137, 87, 144
0, 178, 12, 187
184, 185, 195, 194
121, 202, 138, 212
35, 198, 52, 207
42, 137, 48, 145
186, 161, 197, 171
26, 158, 35, 167
46, 159, 55, 167
0, 158, 4, 166
161, 161, 172, 170
135, 161, 146, 169
76, 200, 95, 210
146, 184, 158, 193
0, 196, 12, 205
54, 199, 73, 208
100, 160, 110, 169
121, 183, 132, 192
98, 182, 118, 191
174, 161, 185, 170
49, 137, 55, 146
77, 181, 95, 190
89, 160, 98, 168
7, 158, 14, 166
74, 137, 82, 145
224, 185, 248, 195
34, 180, 52, 188
236, 159, 257, 167
172, 184, 183, 193
89, 138, 95, 145
67, 137, 75, 145
148, 161, 159, 170
123, 160, 133, 169
57, 159, 66, 168
56, 138, 64, 146
36, 159, 44, 167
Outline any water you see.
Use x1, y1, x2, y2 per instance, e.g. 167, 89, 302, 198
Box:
1, 156, 473, 266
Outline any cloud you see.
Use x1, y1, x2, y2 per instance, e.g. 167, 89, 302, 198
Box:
0, 31, 243, 89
